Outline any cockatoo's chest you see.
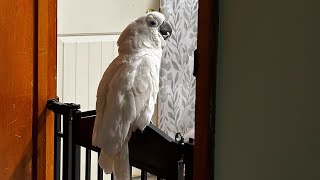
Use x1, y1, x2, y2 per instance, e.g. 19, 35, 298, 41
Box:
133, 50, 162, 77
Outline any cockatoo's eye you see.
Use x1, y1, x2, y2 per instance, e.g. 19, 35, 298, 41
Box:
146, 15, 158, 27
148, 20, 158, 27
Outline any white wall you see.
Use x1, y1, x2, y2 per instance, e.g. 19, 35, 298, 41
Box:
215, 0, 320, 179
58, 0, 160, 35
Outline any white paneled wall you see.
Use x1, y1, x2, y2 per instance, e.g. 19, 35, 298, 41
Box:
58, 35, 119, 109
57, 35, 119, 180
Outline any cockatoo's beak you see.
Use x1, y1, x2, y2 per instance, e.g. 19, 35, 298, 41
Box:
159, 20, 172, 40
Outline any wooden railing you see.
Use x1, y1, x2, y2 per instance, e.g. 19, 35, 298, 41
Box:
46, 98, 194, 180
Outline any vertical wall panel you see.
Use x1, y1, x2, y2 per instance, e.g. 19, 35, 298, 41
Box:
75, 43, 90, 180
101, 41, 114, 73
57, 39, 64, 101
88, 41, 102, 110
63, 43, 76, 103
91, 152, 99, 180
75, 42, 89, 110
113, 41, 119, 58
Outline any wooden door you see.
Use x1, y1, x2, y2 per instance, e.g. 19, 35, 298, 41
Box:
0, 0, 56, 179
0, 0, 34, 178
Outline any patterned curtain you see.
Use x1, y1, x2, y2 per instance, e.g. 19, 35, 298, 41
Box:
158, 0, 198, 139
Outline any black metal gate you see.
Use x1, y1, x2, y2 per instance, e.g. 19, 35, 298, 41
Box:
46, 98, 194, 180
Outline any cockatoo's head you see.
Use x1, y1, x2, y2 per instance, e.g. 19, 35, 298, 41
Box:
117, 11, 172, 54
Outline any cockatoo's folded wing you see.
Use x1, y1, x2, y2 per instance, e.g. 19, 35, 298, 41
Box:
92, 55, 157, 156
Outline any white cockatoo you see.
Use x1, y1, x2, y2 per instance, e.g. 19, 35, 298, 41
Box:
92, 12, 172, 179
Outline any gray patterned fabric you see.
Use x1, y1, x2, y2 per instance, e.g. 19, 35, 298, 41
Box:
158, 0, 198, 139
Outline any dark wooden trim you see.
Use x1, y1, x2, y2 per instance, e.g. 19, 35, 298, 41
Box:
194, 0, 218, 179
208, 0, 219, 177
32, 0, 39, 179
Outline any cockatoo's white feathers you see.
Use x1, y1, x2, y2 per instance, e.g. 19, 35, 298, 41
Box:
92, 11, 172, 179
94, 55, 158, 154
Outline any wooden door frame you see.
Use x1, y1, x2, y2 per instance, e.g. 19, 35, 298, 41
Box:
35, 0, 57, 179
194, 0, 218, 179
38, 0, 219, 179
